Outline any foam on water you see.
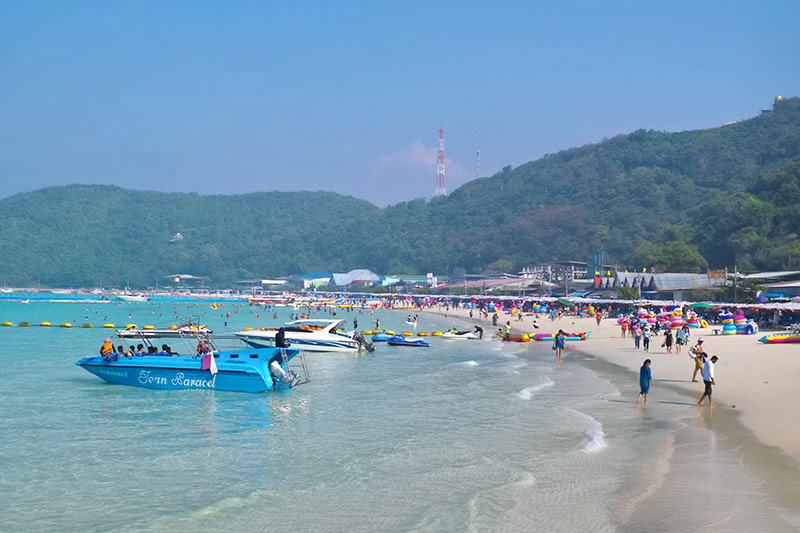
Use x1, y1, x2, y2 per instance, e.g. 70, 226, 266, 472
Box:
515, 376, 554, 400
459, 360, 479, 367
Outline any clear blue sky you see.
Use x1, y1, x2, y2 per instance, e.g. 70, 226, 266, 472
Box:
1, 1, 798, 206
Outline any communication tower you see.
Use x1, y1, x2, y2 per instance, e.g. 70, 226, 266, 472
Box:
435, 127, 446, 197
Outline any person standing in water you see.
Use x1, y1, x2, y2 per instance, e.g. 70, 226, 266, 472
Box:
637, 359, 652, 406
553, 330, 565, 362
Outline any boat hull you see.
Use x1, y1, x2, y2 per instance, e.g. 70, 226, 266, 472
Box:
387, 336, 430, 347
117, 327, 212, 339
76, 349, 299, 393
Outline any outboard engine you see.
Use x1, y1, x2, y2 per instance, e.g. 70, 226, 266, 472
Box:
353, 333, 375, 352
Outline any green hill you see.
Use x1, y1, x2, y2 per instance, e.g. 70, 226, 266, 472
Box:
2, 97, 800, 287
0, 186, 377, 287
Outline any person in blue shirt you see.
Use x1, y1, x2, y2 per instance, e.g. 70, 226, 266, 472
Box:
553, 330, 566, 362
637, 359, 652, 406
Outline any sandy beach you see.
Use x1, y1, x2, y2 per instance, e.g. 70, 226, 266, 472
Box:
418, 305, 800, 461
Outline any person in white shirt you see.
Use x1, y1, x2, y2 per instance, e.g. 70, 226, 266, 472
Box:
697, 355, 719, 407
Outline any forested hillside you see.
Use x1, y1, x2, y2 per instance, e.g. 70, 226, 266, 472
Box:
2, 97, 799, 287
0, 187, 376, 287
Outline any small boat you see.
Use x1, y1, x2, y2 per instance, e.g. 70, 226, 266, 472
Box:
117, 294, 149, 303
117, 323, 212, 339
234, 319, 373, 353
387, 335, 430, 347
441, 330, 479, 340
758, 332, 800, 344
76, 346, 308, 393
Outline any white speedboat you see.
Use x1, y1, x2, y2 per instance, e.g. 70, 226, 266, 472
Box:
117, 294, 149, 303
117, 323, 212, 339
234, 319, 372, 353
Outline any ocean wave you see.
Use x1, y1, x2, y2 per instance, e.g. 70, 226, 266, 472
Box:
567, 408, 608, 453
515, 377, 554, 400
460, 360, 479, 367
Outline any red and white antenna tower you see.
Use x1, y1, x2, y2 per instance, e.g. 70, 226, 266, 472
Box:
435, 126, 446, 197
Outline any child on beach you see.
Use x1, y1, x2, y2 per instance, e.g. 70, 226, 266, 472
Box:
637, 359, 652, 406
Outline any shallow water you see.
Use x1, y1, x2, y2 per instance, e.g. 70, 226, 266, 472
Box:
1, 300, 798, 531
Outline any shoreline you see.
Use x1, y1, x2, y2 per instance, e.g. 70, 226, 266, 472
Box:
416, 305, 800, 461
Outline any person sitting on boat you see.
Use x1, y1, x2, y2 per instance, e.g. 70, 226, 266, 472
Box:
100, 338, 113, 357
126, 345, 136, 357
135, 343, 145, 356
157, 344, 171, 356
116, 345, 125, 358
275, 327, 290, 348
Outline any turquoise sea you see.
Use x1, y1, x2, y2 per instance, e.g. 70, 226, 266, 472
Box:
1, 299, 799, 531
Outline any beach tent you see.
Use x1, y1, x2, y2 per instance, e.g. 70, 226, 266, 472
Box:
557, 298, 575, 306
689, 302, 713, 309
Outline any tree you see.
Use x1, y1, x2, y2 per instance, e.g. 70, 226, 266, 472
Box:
617, 286, 639, 300
638, 241, 708, 273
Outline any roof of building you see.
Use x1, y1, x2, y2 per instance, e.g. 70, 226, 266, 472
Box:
616, 273, 725, 290
297, 272, 331, 280
331, 269, 380, 286
743, 271, 800, 280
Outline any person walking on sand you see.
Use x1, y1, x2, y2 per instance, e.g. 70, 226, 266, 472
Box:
637, 359, 652, 406
642, 326, 651, 352
553, 329, 566, 362
662, 329, 673, 354
621, 320, 627, 338
633, 324, 642, 349
675, 327, 686, 354
691, 337, 706, 382
698, 355, 719, 407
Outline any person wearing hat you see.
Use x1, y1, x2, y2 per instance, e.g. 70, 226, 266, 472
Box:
691, 337, 706, 382
698, 355, 719, 407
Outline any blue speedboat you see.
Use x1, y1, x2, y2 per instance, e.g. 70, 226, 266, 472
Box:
76, 347, 307, 393
386, 335, 430, 347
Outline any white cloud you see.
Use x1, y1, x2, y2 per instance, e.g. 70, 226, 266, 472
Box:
365, 141, 473, 205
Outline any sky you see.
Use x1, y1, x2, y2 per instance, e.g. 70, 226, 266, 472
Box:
1, 1, 799, 206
